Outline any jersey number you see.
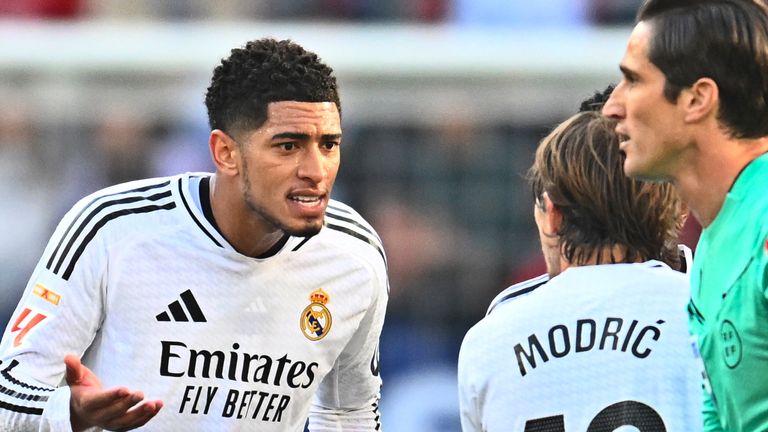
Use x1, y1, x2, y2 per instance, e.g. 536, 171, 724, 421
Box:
11, 308, 48, 347
525, 400, 665, 432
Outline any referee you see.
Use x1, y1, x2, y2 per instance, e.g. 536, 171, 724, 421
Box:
603, 1, 768, 430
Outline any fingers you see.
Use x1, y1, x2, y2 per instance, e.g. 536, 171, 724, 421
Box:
73, 388, 164, 431
64, 354, 85, 386
65, 354, 102, 389
77, 387, 135, 414
109, 399, 164, 432
70, 386, 131, 431
65, 355, 163, 431
88, 393, 162, 431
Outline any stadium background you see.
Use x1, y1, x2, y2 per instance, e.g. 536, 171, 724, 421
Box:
0, 1, 700, 429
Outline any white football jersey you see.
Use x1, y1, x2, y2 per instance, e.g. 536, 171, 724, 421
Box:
458, 261, 701, 432
0, 173, 388, 431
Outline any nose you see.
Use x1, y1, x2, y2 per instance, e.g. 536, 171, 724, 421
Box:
297, 146, 326, 184
602, 83, 626, 119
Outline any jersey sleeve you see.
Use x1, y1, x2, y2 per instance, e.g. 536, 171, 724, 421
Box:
760, 229, 768, 301
0, 196, 107, 431
457, 327, 483, 432
689, 301, 725, 432
307, 259, 388, 431
701, 389, 725, 432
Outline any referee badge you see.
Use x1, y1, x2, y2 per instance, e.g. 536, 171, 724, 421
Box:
720, 320, 742, 369
301, 288, 332, 341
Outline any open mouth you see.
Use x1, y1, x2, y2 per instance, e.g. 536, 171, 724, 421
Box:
615, 128, 630, 149
290, 195, 322, 206
288, 195, 323, 208
614, 123, 629, 146
287, 193, 326, 215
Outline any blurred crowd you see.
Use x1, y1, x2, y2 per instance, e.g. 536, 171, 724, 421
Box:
0, 0, 641, 24
1, 1, 686, 430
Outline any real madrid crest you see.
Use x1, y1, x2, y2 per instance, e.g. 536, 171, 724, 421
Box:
301, 288, 332, 341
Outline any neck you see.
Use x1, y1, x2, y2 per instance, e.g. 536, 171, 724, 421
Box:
553, 244, 641, 277
209, 174, 284, 257
577, 245, 642, 267
671, 134, 768, 227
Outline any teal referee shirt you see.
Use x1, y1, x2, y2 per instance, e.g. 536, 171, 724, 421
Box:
689, 152, 768, 432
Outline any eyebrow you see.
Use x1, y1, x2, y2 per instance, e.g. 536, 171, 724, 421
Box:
271, 132, 342, 141
619, 65, 638, 80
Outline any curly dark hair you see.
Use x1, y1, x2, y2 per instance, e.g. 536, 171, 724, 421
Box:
578, 85, 616, 113
204, 38, 340, 137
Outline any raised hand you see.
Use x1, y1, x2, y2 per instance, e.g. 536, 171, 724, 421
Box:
64, 355, 163, 432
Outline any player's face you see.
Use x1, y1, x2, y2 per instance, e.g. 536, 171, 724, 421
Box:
603, 21, 688, 181
237, 101, 341, 237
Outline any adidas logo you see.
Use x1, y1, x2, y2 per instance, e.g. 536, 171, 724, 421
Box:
156, 289, 207, 322
244, 298, 267, 314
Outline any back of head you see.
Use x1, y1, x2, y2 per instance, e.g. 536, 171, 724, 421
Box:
204, 38, 340, 138
529, 111, 684, 266
638, 0, 768, 138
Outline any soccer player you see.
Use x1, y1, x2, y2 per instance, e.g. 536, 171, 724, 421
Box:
0, 38, 388, 431
602, 1, 768, 430
457, 104, 701, 430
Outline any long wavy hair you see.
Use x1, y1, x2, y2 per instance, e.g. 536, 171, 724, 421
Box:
528, 111, 684, 267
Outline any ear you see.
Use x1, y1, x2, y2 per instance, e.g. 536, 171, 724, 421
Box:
209, 129, 240, 176
682, 77, 719, 123
540, 193, 563, 237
